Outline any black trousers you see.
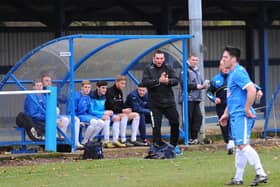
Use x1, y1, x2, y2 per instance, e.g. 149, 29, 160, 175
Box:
188, 101, 202, 140
150, 104, 179, 146
138, 113, 151, 140
216, 104, 232, 143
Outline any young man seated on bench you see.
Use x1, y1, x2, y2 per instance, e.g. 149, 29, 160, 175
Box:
105, 75, 146, 147
74, 80, 105, 146
23, 79, 69, 140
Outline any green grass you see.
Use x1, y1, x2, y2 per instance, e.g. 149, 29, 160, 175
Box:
0, 147, 279, 187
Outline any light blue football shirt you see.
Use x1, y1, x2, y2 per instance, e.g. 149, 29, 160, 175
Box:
227, 64, 255, 116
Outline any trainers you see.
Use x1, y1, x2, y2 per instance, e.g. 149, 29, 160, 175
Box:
76, 143, 84, 149
143, 139, 151, 146
121, 141, 134, 147
228, 148, 234, 155
131, 140, 147, 146
81, 138, 89, 145
250, 175, 268, 186
227, 140, 235, 149
174, 145, 183, 155
30, 127, 42, 140
225, 178, 244, 185
103, 142, 116, 148
189, 139, 199, 145
113, 140, 126, 148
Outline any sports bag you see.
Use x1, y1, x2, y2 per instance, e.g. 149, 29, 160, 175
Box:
83, 141, 104, 160
145, 142, 176, 159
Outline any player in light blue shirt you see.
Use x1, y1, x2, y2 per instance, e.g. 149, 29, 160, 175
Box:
220, 46, 268, 186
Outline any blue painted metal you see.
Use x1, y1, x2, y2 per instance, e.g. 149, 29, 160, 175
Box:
121, 38, 185, 75
11, 128, 35, 154
182, 39, 189, 145
263, 30, 270, 117
69, 38, 76, 152
127, 72, 139, 85
60, 38, 130, 88
45, 86, 57, 152
0, 34, 193, 152
263, 83, 280, 138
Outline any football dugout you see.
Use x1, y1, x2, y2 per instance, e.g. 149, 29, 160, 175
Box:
264, 83, 280, 138
0, 34, 192, 152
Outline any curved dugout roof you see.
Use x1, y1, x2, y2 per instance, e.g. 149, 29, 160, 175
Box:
0, 34, 192, 91
0, 34, 193, 146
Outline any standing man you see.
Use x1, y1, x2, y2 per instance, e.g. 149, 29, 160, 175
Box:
207, 60, 235, 154
220, 46, 268, 186
179, 54, 208, 145
142, 50, 181, 154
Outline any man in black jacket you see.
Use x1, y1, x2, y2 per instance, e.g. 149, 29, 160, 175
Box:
142, 50, 181, 154
106, 75, 145, 147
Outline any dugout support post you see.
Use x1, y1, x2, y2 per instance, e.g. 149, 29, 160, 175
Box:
45, 86, 57, 152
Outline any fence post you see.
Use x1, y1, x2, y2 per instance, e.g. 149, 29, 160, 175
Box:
45, 86, 57, 152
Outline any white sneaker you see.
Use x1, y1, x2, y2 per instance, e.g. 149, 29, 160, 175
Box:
30, 127, 42, 139
81, 138, 89, 145
227, 140, 235, 149
76, 143, 84, 149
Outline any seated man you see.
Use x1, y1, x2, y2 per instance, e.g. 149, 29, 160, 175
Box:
106, 75, 145, 147
41, 73, 81, 148
89, 81, 114, 148
125, 83, 151, 146
74, 80, 104, 145
24, 79, 69, 139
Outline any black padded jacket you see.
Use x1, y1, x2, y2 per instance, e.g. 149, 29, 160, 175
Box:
142, 62, 179, 107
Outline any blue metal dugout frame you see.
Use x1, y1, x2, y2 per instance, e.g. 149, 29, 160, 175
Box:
0, 34, 193, 152
263, 83, 280, 138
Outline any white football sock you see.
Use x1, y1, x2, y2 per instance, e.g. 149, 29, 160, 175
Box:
234, 148, 247, 181
242, 145, 267, 176
89, 119, 105, 139
112, 121, 120, 143
120, 116, 128, 142
130, 115, 140, 142
103, 120, 110, 143
74, 117, 81, 145
82, 124, 95, 144
58, 116, 69, 136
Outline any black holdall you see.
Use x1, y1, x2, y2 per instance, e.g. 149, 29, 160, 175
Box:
144, 142, 176, 159
83, 141, 104, 160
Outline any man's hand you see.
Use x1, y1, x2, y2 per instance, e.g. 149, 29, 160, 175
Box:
102, 110, 113, 120
104, 110, 113, 116
245, 107, 256, 118
256, 90, 263, 101
215, 97, 221, 104
122, 108, 132, 114
219, 112, 229, 127
197, 84, 207, 90
159, 72, 169, 84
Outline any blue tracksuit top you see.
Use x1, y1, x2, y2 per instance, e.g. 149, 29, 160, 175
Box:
74, 91, 91, 116
125, 89, 151, 115
88, 90, 106, 119
24, 93, 46, 121
207, 71, 228, 104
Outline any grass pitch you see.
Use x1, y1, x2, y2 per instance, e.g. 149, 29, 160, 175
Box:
0, 147, 279, 187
